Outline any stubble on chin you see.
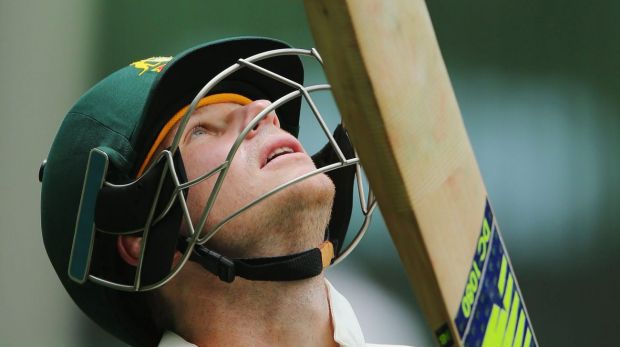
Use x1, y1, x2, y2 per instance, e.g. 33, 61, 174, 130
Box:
205, 173, 335, 259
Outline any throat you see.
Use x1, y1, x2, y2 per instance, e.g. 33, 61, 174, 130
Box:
173, 274, 336, 347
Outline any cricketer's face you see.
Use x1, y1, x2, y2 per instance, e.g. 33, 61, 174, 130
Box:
170, 100, 335, 258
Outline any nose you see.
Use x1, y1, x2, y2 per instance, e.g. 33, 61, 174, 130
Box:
242, 99, 280, 138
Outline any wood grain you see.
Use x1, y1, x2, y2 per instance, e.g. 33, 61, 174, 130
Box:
305, 0, 487, 344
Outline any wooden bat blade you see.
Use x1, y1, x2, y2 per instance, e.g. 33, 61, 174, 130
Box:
304, 1, 538, 346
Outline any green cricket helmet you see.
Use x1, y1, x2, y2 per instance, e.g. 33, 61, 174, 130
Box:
40, 37, 375, 346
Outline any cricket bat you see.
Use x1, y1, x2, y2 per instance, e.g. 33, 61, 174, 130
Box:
304, 1, 538, 346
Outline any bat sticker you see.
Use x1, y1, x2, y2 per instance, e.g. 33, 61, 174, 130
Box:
454, 200, 537, 347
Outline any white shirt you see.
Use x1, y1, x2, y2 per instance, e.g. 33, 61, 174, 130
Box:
159, 280, 412, 347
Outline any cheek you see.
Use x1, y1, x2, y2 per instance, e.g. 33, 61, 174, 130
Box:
181, 145, 228, 216
182, 144, 228, 182
181, 143, 252, 218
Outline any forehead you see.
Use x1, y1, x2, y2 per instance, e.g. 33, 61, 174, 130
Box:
187, 102, 241, 122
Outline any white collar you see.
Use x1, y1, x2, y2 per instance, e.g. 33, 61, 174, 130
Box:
325, 278, 367, 346
158, 278, 368, 347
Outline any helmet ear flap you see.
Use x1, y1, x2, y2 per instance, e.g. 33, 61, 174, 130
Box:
311, 124, 356, 254
135, 150, 189, 287
82, 150, 189, 288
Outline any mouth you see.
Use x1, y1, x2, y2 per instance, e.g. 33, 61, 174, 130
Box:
260, 136, 304, 169
266, 146, 295, 163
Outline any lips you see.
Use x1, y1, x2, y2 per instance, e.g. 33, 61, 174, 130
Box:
260, 136, 304, 169
266, 147, 295, 163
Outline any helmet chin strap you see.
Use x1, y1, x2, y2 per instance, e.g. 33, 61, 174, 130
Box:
178, 237, 334, 283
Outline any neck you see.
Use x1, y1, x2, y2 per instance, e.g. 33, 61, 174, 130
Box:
160, 265, 338, 347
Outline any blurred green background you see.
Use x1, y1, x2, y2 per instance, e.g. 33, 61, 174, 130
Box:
1, 1, 618, 346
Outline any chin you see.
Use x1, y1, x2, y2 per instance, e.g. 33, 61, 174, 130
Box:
298, 172, 335, 204
275, 172, 335, 235
200, 172, 335, 258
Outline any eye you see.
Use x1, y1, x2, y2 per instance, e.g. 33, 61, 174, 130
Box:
188, 122, 222, 140
191, 125, 209, 137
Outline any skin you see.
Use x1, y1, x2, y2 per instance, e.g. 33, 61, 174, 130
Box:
179, 100, 334, 257
119, 99, 338, 347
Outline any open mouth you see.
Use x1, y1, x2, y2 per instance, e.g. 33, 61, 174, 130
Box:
260, 136, 304, 169
265, 147, 295, 166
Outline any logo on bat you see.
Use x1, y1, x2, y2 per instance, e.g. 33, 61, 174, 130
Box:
453, 200, 537, 347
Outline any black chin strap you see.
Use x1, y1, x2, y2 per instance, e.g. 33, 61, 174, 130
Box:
179, 238, 334, 283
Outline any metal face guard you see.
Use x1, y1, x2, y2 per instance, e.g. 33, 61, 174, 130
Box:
70, 48, 377, 291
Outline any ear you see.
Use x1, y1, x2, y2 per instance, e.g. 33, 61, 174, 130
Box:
117, 235, 142, 266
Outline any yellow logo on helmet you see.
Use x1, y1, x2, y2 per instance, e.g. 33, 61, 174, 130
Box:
130, 56, 172, 76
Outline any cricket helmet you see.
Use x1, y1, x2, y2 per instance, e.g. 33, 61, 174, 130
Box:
40, 37, 375, 346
